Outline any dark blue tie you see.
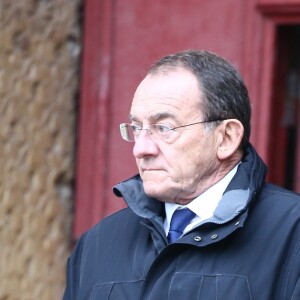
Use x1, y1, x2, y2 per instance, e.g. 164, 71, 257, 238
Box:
168, 208, 196, 243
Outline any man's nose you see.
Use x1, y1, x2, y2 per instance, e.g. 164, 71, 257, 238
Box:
133, 130, 159, 158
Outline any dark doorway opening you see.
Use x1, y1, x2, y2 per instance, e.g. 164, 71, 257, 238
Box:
268, 25, 300, 193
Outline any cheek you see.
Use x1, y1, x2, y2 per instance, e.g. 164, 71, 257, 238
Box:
171, 146, 201, 175
178, 141, 214, 172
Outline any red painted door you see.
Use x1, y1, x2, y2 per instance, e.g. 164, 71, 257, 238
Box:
74, 0, 300, 238
74, 0, 249, 238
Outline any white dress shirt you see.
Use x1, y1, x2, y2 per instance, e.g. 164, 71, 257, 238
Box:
164, 164, 239, 236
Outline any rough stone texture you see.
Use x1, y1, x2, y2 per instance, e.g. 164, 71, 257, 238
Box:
0, 0, 82, 299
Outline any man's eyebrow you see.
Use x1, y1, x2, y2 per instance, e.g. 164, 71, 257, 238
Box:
129, 112, 176, 122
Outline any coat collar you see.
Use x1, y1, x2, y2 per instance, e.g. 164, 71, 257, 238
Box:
113, 144, 267, 227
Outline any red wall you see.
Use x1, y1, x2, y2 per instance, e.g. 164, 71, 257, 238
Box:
74, 0, 300, 238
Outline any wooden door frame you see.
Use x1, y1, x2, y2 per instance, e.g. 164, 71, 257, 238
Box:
243, 0, 300, 165
73, 0, 115, 239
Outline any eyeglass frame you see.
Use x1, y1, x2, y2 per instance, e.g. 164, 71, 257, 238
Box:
119, 118, 228, 142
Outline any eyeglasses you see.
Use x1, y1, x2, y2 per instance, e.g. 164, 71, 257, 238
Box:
119, 118, 226, 142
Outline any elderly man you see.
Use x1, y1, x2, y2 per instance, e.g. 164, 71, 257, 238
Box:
63, 50, 300, 299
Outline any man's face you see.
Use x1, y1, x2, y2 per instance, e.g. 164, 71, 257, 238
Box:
130, 68, 220, 205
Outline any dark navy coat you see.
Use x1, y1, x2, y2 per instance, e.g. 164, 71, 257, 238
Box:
63, 145, 300, 299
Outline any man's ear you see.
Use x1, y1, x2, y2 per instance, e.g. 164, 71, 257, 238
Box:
216, 119, 244, 160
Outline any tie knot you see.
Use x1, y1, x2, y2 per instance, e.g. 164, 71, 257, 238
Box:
168, 208, 196, 243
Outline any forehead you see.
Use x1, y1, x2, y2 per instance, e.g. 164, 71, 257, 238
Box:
130, 68, 203, 122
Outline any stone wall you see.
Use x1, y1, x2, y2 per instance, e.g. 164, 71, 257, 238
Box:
0, 0, 82, 299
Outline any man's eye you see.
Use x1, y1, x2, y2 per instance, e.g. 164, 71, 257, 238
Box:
156, 124, 172, 133
131, 125, 141, 132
